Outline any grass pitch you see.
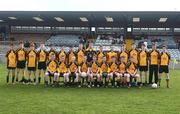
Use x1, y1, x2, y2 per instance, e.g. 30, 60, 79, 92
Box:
0, 64, 180, 114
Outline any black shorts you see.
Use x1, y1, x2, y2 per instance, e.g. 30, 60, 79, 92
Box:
59, 73, 65, 77
102, 72, 108, 78
69, 72, 77, 78
159, 66, 169, 73
7, 67, 16, 70
139, 66, 148, 72
48, 71, 56, 77
27, 67, 36, 71
17, 61, 26, 69
38, 62, 46, 70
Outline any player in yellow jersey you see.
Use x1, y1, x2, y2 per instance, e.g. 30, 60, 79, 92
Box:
76, 44, 85, 65
6, 43, 16, 84
78, 56, 89, 87
67, 46, 76, 64
26, 43, 37, 84
106, 47, 118, 63
45, 54, 58, 87
48, 45, 57, 61
148, 43, 160, 84
158, 45, 171, 88
37, 43, 47, 84
138, 43, 148, 85
86, 42, 96, 63
88, 55, 100, 88
108, 56, 119, 87
129, 43, 139, 65
58, 46, 66, 62
67, 56, 79, 86
119, 43, 129, 64
97, 45, 106, 65
16, 41, 27, 83
100, 56, 109, 87
56, 56, 69, 87
126, 57, 141, 88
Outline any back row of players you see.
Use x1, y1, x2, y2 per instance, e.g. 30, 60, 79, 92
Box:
6, 41, 170, 88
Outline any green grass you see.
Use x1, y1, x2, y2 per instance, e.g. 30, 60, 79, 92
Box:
0, 64, 180, 114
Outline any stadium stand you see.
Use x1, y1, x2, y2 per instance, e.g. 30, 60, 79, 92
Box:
45, 35, 80, 46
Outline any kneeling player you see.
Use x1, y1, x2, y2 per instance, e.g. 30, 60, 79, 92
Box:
100, 56, 109, 87
158, 45, 170, 88
44, 54, 58, 87
78, 56, 89, 87
56, 56, 69, 87
108, 56, 119, 87
27, 43, 37, 84
6, 43, 17, 84
67, 56, 79, 86
88, 55, 101, 87
118, 56, 128, 87
126, 57, 141, 88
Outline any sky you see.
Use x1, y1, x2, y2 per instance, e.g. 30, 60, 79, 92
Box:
0, 0, 179, 11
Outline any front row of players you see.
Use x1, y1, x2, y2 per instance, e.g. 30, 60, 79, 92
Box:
45, 54, 141, 88
6, 42, 170, 88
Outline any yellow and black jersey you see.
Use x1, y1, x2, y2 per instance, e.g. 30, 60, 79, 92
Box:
85, 48, 96, 63
16, 48, 26, 62
138, 50, 148, 66
100, 62, 109, 73
58, 61, 68, 73
89, 61, 100, 73
127, 62, 138, 74
148, 50, 159, 65
68, 62, 78, 73
48, 49, 57, 60
27, 50, 37, 68
76, 49, 85, 65
37, 49, 48, 62
67, 51, 76, 64
159, 52, 170, 66
47, 60, 58, 73
119, 50, 129, 64
118, 62, 126, 73
6, 50, 17, 68
109, 62, 118, 72
129, 49, 139, 64
58, 50, 66, 62
79, 62, 89, 72
106, 51, 118, 63
97, 51, 106, 64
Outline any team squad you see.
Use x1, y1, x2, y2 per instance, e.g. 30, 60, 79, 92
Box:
6, 41, 171, 88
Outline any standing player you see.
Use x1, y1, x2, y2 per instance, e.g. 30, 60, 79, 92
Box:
58, 46, 66, 62
119, 43, 129, 64
6, 43, 17, 84
76, 44, 85, 65
88, 55, 101, 87
126, 57, 141, 88
37, 43, 47, 84
86, 42, 96, 63
129, 43, 139, 65
78, 56, 89, 87
108, 56, 119, 87
148, 43, 159, 84
97, 45, 106, 65
138, 43, 148, 85
48, 45, 57, 61
26, 43, 37, 84
100, 56, 109, 87
158, 45, 171, 88
16, 41, 27, 83
67, 47, 76, 64
106, 47, 118, 63
67, 56, 79, 86
45, 54, 58, 87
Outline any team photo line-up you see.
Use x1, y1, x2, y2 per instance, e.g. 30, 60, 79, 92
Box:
5, 41, 170, 88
